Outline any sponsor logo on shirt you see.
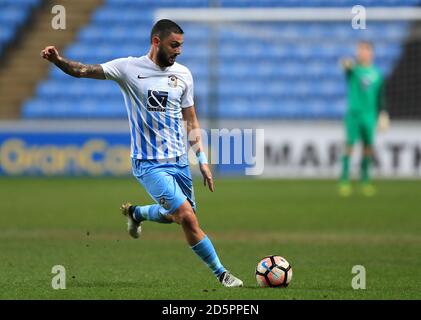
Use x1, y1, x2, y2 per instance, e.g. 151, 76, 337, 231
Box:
147, 90, 168, 112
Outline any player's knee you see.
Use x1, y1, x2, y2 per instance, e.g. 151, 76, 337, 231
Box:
181, 209, 197, 226
180, 212, 199, 231
172, 202, 196, 226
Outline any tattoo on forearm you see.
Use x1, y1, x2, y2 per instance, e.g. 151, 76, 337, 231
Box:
55, 57, 104, 79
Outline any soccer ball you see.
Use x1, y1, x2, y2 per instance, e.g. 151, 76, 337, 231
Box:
255, 255, 293, 287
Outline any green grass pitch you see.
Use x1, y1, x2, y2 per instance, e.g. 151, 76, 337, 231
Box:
0, 177, 420, 299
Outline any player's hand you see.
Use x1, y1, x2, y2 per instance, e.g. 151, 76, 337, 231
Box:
340, 58, 354, 70
199, 163, 214, 192
40, 46, 60, 64
378, 111, 390, 132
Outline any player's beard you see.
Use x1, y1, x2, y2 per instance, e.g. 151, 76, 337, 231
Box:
157, 45, 176, 67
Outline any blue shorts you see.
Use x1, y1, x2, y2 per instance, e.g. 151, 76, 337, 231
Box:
131, 153, 196, 215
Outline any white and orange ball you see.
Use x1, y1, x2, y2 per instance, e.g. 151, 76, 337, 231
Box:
255, 255, 293, 287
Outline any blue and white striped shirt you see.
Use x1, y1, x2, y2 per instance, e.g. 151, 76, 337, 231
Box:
101, 55, 194, 159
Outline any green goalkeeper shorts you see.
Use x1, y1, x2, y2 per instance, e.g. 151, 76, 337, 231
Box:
344, 114, 376, 146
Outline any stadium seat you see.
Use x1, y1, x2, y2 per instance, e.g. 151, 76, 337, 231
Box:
0, 0, 40, 55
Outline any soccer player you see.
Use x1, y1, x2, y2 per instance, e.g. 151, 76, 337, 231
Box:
41, 19, 243, 287
339, 41, 389, 197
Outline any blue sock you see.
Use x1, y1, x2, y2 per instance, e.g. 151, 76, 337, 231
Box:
191, 235, 226, 277
133, 205, 172, 224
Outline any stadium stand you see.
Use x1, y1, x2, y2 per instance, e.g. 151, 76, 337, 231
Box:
0, 0, 102, 119
0, 0, 40, 55
21, 0, 419, 119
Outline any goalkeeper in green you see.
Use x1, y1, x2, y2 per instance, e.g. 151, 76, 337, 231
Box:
339, 41, 389, 196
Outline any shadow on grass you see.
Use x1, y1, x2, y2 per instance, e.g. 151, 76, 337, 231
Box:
71, 280, 144, 289
241, 285, 263, 290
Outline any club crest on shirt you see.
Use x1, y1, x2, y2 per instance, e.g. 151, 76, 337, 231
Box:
168, 75, 178, 88
160, 197, 170, 210
360, 73, 377, 90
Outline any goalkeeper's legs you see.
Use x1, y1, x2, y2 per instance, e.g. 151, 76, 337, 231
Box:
361, 145, 373, 184
360, 145, 376, 196
360, 122, 376, 196
339, 145, 353, 196
340, 116, 358, 196
340, 145, 353, 184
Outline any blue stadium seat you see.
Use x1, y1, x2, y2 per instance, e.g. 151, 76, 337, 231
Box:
0, 0, 41, 55
22, 98, 126, 118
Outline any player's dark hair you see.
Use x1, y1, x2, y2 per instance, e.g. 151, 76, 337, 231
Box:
150, 19, 184, 43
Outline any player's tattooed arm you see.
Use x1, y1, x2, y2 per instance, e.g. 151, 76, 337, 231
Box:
55, 58, 105, 79
41, 45, 105, 79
